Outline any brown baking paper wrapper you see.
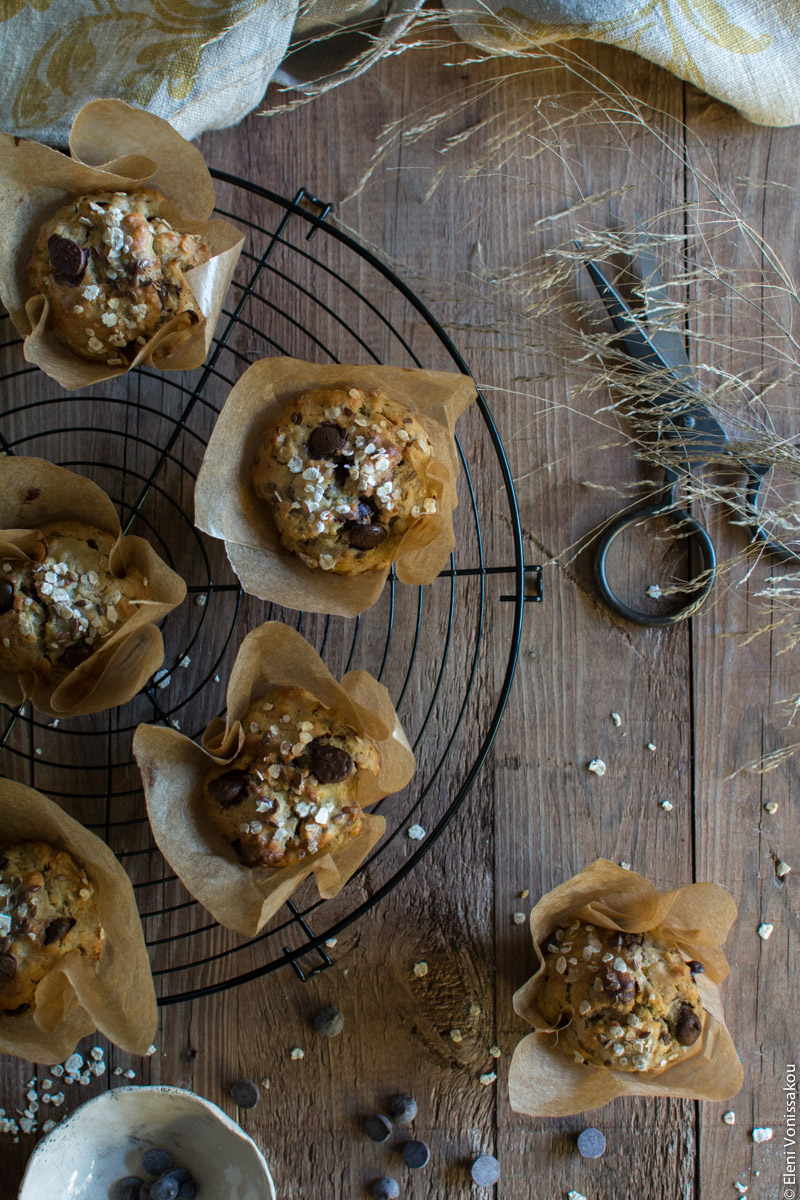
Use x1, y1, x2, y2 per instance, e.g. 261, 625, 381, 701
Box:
0, 99, 244, 390
0, 779, 157, 1064
132, 621, 415, 935
194, 357, 478, 617
508, 859, 744, 1117
0, 456, 186, 717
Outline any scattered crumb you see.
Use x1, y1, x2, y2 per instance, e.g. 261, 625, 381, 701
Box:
214, 674, 221, 683
195, 594, 207, 607
647, 584, 662, 599
450, 1029, 463, 1044
752, 1126, 773, 1143
660, 799, 673, 811
776, 861, 791, 878
123, 1069, 136, 1079
478, 1072, 497, 1085
469, 1003, 481, 1017
757, 923, 773, 940
646, 742, 656, 752
722, 1111, 735, 1125
34, 747, 42, 756
413, 961, 428, 978
587, 758, 606, 777
144, 1044, 157, 1057
519, 888, 529, 899
49, 718, 59, 728
764, 801, 779, 814
407, 824, 426, 840
289, 1048, 305, 1060
512, 912, 526, 925
620, 861, 631, 871
489, 1046, 501, 1058
611, 712, 622, 726
179, 656, 191, 668
260, 1078, 271, 1089
568, 1192, 587, 1200
734, 1183, 747, 1194
324, 937, 338, 948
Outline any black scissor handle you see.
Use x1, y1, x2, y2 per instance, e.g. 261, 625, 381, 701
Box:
744, 461, 800, 565
594, 504, 717, 626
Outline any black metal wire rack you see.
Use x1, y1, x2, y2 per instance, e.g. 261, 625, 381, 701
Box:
0, 175, 538, 1003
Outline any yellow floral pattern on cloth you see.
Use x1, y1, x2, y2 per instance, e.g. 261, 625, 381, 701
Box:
0, 0, 798, 141
451, 0, 783, 122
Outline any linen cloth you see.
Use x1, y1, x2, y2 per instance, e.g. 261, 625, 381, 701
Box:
0, 0, 797, 145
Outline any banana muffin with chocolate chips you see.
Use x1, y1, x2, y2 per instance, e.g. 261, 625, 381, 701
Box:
0, 520, 147, 683
252, 386, 438, 575
0, 841, 105, 1015
538, 921, 706, 1073
27, 188, 209, 366
205, 685, 380, 867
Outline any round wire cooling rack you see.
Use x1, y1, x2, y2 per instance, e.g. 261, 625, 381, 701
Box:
0, 177, 538, 1003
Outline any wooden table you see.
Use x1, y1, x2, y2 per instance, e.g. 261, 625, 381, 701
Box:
2, 31, 798, 1200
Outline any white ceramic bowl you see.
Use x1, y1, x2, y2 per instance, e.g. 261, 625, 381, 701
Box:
18, 1085, 277, 1200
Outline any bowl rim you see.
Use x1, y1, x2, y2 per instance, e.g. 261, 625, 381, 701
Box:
18, 1083, 277, 1200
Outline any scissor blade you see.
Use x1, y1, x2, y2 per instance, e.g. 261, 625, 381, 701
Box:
578, 249, 730, 456
634, 243, 695, 381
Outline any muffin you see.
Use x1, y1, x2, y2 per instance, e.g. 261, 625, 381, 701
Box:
537, 920, 706, 1073
0, 841, 105, 1016
204, 685, 380, 867
0, 520, 147, 684
251, 385, 438, 574
27, 188, 209, 366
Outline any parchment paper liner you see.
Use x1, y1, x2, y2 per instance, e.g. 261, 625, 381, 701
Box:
194, 357, 478, 617
0, 779, 157, 1064
508, 859, 743, 1117
132, 621, 415, 936
0, 99, 244, 390
0, 457, 186, 717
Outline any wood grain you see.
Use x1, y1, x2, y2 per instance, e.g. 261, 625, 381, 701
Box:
1, 31, 798, 1200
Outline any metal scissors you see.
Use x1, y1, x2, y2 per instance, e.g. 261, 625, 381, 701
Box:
578, 243, 800, 626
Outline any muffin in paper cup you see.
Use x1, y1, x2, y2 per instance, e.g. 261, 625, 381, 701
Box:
0, 456, 186, 717
0, 99, 244, 390
508, 859, 743, 1117
193, 357, 478, 617
132, 621, 416, 936
0, 779, 157, 1064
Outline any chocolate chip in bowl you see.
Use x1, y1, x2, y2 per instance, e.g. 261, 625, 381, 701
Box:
18, 1086, 276, 1200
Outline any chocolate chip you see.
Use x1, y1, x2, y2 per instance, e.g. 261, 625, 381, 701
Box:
87, 538, 98, 550
307, 423, 346, 458
60, 641, 94, 670
207, 770, 248, 806
48, 235, 88, 282
0, 953, 16, 981
365, 1114, 392, 1143
349, 524, 387, 550
308, 741, 353, 784
313, 1005, 345, 1038
675, 1002, 702, 1046
149, 1177, 179, 1200
687, 960, 705, 977
142, 1150, 173, 1176
372, 1179, 400, 1200
471, 1155, 501, 1185
43, 916, 76, 944
387, 1093, 417, 1124
402, 1139, 430, 1169
230, 1078, 260, 1109
576, 1127, 606, 1158
0, 579, 13, 613
602, 969, 636, 1004
114, 1179, 145, 1200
